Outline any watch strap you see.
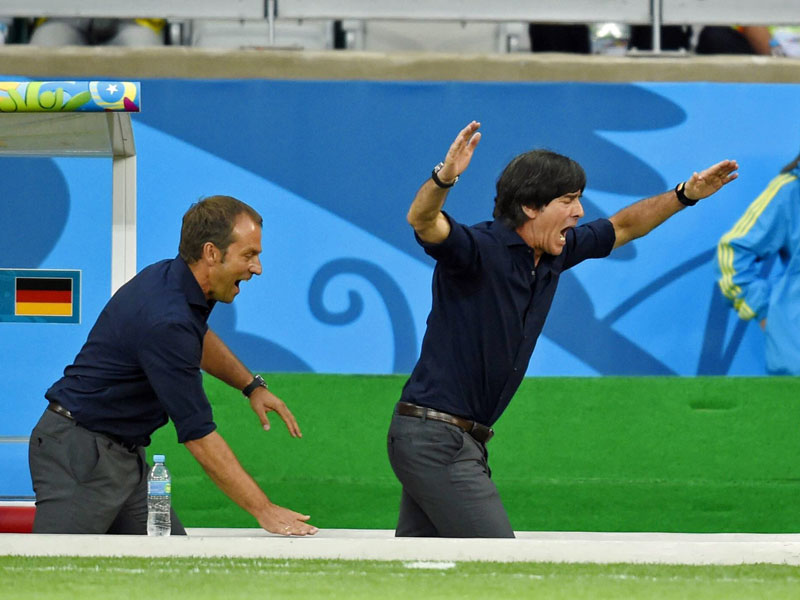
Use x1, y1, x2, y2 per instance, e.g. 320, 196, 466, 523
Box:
675, 181, 698, 207
242, 374, 267, 397
431, 162, 458, 189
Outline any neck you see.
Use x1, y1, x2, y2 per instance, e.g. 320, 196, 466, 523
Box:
188, 260, 213, 300
515, 221, 543, 266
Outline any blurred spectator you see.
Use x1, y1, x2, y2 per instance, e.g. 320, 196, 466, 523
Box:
628, 25, 692, 51
717, 149, 800, 375
529, 23, 633, 55
771, 27, 800, 56
29, 18, 165, 46
697, 26, 800, 56
529, 24, 591, 53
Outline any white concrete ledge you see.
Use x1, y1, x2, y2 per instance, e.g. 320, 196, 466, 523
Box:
3, 529, 800, 565
1, 46, 800, 83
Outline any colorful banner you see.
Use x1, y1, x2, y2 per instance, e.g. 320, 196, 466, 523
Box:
0, 269, 80, 323
0, 81, 140, 113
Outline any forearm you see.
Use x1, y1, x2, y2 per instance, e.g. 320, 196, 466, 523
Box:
185, 431, 273, 517
740, 26, 773, 55
610, 159, 738, 249
201, 329, 252, 389
609, 189, 684, 249
407, 178, 451, 243
408, 121, 481, 244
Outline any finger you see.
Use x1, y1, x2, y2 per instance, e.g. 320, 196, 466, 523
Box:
456, 121, 480, 145
286, 511, 312, 521
468, 131, 482, 150
251, 398, 271, 430
462, 120, 480, 135
287, 521, 318, 536
293, 524, 318, 536
276, 405, 302, 438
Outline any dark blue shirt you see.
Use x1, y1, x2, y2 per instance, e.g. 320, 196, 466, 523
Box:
46, 257, 217, 447
400, 213, 615, 426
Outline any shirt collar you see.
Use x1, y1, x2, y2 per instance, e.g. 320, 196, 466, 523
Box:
490, 218, 528, 247
170, 256, 215, 314
490, 218, 559, 275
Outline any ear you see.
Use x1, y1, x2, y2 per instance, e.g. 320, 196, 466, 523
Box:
521, 205, 538, 220
201, 242, 219, 264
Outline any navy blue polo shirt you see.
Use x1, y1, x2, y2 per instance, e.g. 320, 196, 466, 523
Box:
400, 213, 615, 427
46, 257, 217, 447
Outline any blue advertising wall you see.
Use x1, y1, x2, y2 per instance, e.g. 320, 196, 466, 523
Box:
2, 78, 799, 496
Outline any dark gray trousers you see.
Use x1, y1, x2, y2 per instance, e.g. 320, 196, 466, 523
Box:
387, 410, 514, 538
28, 408, 185, 535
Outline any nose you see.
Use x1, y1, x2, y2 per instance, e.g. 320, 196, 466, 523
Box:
574, 199, 585, 219
251, 255, 262, 276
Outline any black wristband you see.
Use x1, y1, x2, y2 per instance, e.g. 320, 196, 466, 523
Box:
242, 374, 268, 397
431, 162, 458, 189
675, 182, 698, 207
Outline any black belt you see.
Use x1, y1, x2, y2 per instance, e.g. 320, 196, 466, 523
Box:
47, 401, 74, 420
397, 401, 494, 444
47, 402, 138, 452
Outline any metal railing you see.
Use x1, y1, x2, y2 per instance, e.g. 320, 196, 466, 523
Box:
1, 0, 798, 51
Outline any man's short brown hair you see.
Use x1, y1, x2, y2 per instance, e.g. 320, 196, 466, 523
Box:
178, 196, 263, 263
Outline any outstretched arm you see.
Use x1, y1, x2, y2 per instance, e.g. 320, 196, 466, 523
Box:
407, 120, 482, 243
610, 159, 739, 249
185, 431, 317, 536
201, 329, 302, 437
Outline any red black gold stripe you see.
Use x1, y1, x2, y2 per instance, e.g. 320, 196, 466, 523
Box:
15, 277, 73, 316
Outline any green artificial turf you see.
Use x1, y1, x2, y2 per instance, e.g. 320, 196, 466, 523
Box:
3, 556, 800, 600
148, 374, 800, 532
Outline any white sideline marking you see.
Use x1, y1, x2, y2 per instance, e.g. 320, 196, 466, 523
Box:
3, 529, 800, 565
403, 561, 457, 569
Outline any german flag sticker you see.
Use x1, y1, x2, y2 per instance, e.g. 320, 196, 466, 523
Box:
15, 277, 73, 317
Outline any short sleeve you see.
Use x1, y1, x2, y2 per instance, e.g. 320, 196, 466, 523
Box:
415, 211, 479, 274
138, 321, 216, 443
562, 218, 616, 271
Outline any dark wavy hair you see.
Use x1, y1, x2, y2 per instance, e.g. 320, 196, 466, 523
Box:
179, 195, 263, 263
493, 149, 586, 227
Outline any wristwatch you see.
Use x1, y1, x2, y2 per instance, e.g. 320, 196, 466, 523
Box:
431, 162, 458, 188
674, 181, 698, 207
242, 374, 268, 397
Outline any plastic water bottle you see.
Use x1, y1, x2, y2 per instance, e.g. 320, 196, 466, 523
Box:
147, 454, 171, 536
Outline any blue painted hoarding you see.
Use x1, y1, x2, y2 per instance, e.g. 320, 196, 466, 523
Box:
1, 78, 797, 496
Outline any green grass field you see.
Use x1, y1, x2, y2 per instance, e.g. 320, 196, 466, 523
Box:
150, 374, 800, 532
3, 556, 800, 599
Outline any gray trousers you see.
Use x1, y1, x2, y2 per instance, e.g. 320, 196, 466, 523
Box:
28, 408, 185, 535
387, 410, 514, 538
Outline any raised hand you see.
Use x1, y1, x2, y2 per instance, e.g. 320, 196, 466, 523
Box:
437, 120, 482, 183
684, 159, 739, 200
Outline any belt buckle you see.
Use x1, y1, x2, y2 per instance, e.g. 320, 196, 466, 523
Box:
469, 421, 494, 444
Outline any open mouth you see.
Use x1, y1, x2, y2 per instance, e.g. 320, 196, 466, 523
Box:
559, 228, 569, 242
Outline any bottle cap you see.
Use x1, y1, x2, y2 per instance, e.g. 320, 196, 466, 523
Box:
153, 454, 165, 463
